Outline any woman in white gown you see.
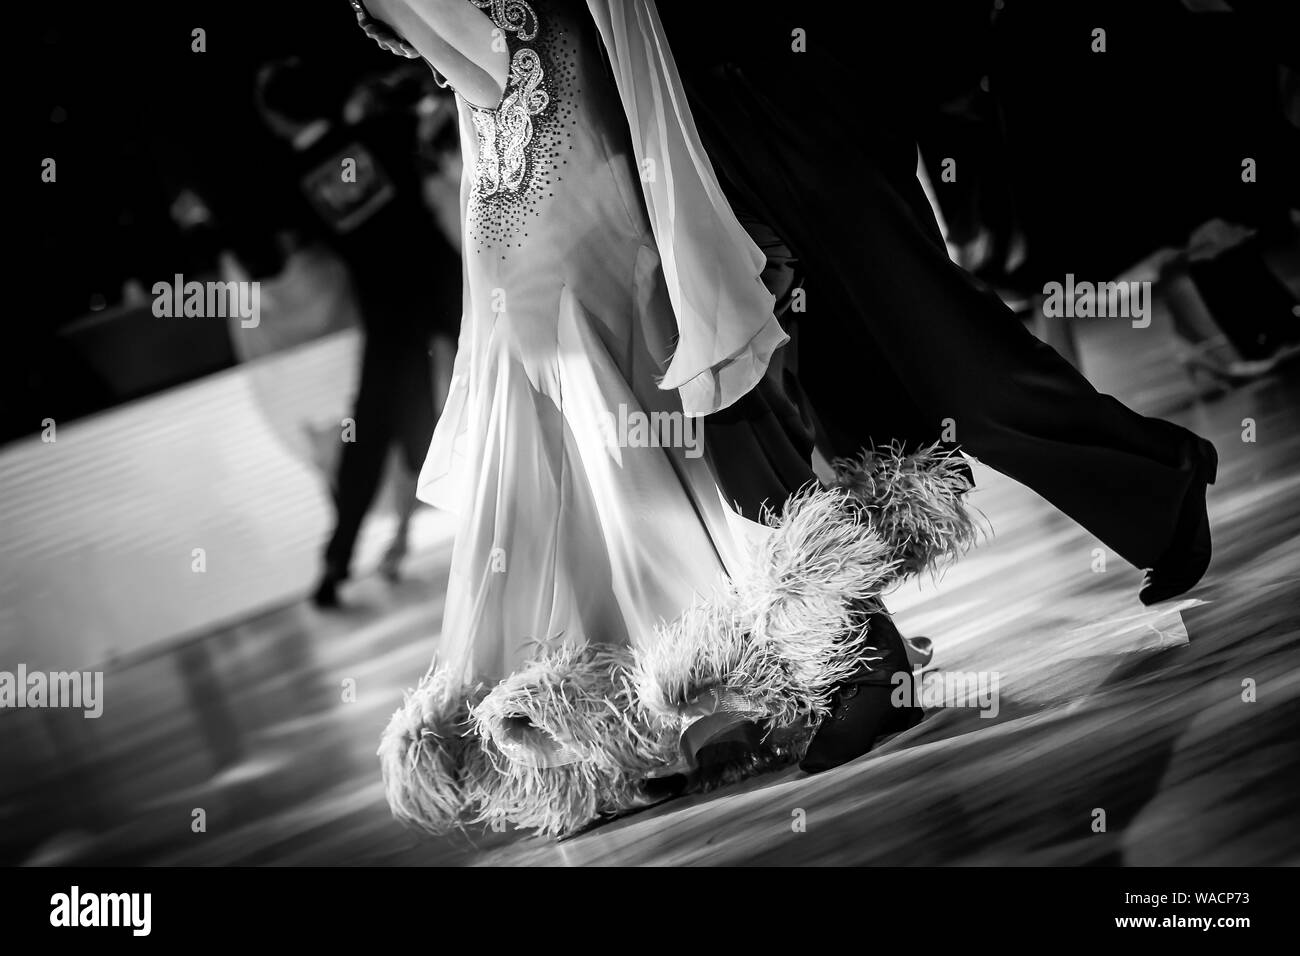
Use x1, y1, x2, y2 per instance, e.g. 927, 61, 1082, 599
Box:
354, 0, 977, 837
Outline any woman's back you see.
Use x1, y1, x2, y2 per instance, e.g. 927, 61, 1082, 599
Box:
458, 0, 650, 266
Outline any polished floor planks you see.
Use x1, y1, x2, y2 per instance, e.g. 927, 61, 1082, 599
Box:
3, 298, 1297, 866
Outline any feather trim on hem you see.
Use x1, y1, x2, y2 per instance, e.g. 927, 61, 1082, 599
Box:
635, 444, 979, 736
377, 668, 487, 835
829, 442, 981, 581
379, 445, 980, 838
466, 644, 675, 838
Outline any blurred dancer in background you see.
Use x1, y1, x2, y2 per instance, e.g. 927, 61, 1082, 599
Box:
254, 58, 462, 609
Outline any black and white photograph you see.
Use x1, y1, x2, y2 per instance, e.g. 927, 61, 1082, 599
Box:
4, 0, 1298, 924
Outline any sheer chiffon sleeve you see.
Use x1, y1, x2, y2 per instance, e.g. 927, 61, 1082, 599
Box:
585, 0, 787, 417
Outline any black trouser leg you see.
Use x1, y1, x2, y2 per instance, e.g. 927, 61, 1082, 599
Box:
322, 336, 399, 580
393, 339, 437, 474
729, 128, 1205, 570
702, 212, 819, 521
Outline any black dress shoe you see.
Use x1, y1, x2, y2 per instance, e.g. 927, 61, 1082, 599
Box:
799, 611, 925, 774
1140, 438, 1217, 606
311, 575, 344, 610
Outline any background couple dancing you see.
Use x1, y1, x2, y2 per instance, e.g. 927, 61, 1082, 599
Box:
355, 0, 1217, 837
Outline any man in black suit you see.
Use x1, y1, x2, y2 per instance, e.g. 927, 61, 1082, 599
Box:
657, 1, 1217, 770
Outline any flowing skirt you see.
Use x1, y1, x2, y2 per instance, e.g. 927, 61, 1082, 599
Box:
378, 240, 980, 833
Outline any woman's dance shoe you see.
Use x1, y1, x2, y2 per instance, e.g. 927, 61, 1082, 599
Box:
799, 612, 924, 774
798, 684, 924, 774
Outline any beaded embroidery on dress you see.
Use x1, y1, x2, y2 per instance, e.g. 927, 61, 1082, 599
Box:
464, 0, 578, 254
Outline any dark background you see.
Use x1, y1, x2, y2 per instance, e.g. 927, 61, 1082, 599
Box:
13, 2, 403, 442
11, 0, 1298, 443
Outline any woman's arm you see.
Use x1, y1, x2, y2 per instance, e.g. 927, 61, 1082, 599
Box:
365, 0, 509, 108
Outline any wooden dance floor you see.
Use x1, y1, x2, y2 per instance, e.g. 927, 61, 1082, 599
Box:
4, 305, 1298, 867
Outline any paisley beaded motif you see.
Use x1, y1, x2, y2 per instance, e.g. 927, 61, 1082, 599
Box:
470, 46, 548, 197
471, 0, 540, 40
465, 0, 576, 256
